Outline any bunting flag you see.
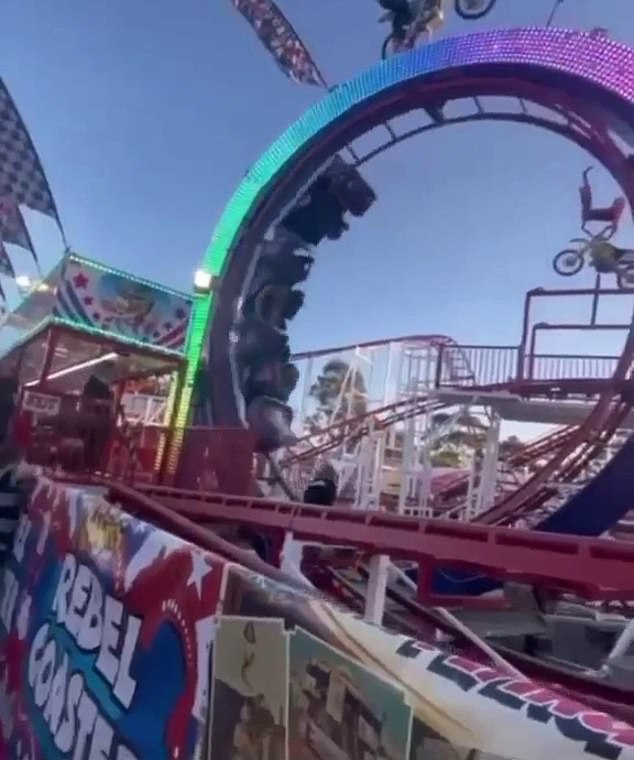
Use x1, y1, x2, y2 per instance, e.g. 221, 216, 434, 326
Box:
0, 78, 61, 224
0, 242, 15, 279
0, 196, 37, 264
231, 0, 324, 86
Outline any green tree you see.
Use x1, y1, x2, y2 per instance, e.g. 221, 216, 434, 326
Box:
429, 447, 463, 468
429, 410, 485, 467
428, 412, 525, 468
304, 359, 368, 433
499, 434, 525, 460
431, 411, 486, 446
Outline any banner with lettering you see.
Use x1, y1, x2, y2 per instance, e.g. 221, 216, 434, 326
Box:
3, 478, 634, 760
0, 478, 227, 760
218, 566, 634, 760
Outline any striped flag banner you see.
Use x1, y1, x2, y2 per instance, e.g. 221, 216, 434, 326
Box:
0, 79, 60, 221
0, 196, 38, 265
231, 0, 324, 86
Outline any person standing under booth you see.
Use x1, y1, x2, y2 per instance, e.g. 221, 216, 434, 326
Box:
11, 401, 32, 453
0, 377, 35, 566
81, 371, 116, 472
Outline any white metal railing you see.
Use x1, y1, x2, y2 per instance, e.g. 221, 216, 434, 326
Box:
120, 393, 168, 425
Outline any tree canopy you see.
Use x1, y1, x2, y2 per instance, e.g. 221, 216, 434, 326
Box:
428, 411, 525, 468
304, 359, 368, 433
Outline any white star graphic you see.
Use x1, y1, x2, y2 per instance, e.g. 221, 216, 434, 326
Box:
188, 551, 212, 598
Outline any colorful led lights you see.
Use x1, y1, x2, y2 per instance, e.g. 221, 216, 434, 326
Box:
175, 28, 634, 438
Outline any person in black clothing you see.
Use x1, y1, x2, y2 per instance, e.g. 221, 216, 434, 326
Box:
302, 463, 338, 507
236, 463, 338, 563
83, 373, 113, 401
81, 371, 115, 471
236, 525, 270, 563
378, 0, 415, 41
0, 377, 34, 566
0, 377, 18, 438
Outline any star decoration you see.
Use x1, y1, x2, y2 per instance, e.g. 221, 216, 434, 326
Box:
92, 312, 101, 321
83, 296, 93, 306
187, 552, 212, 598
174, 307, 186, 320
73, 272, 89, 289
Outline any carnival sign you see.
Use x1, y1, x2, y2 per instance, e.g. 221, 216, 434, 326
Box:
54, 257, 192, 352
219, 566, 634, 760
3, 478, 633, 760
0, 478, 227, 760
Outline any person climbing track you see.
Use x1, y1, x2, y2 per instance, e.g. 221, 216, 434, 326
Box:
377, 0, 445, 59
590, 239, 634, 274
378, 0, 416, 41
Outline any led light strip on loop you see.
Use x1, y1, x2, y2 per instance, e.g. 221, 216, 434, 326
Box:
173, 27, 634, 441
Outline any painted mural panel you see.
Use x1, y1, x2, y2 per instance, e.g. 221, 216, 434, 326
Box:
207, 616, 289, 760
53, 257, 192, 351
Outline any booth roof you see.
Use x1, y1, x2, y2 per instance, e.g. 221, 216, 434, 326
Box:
7, 252, 192, 332
0, 318, 184, 393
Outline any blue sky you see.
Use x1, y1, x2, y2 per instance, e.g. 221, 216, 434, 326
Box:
2, 0, 634, 361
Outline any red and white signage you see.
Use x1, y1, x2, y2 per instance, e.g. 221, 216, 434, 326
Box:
22, 390, 61, 417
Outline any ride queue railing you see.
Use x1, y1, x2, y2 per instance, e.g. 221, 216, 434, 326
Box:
523, 353, 620, 383
435, 344, 621, 388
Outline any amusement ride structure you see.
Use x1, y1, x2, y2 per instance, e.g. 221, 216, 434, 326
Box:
135, 23, 634, 716
4, 2, 634, 742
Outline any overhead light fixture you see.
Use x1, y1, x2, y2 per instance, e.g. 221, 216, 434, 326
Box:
15, 274, 48, 297
25, 352, 118, 387
15, 275, 31, 289
193, 269, 214, 294
15, 274, 36, 296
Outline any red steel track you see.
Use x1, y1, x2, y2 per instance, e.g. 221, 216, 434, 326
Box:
117, 482, 634, 600
432, 425, 580, 508
279, 333, 480, 467
476, 397, 633, 525
104, 479, 634, 723
326, 568, 634, 724
280, 327, 634, 527
291, 333, 475, 365
277, 376, 631, 527
280, 396, 445, 467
